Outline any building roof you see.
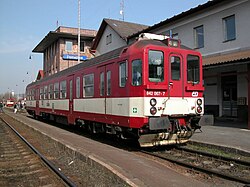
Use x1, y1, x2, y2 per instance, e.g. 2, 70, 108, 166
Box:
36, 70, 44, 80
33, 26, 97, 52
92, 18, 148, 50
128, 0, 230, 39
203, 49, 250, 68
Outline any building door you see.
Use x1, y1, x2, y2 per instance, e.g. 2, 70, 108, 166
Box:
221, 74, 237, 117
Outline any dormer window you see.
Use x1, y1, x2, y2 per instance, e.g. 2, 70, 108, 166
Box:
106, 34, 112, 45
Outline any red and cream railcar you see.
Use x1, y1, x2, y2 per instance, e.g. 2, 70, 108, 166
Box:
26, 34, 204, 147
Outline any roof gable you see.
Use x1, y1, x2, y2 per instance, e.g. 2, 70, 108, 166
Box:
92, 18, 148, 50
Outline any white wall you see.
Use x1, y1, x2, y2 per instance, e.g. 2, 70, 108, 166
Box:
149, 0, 250, 56
95, 25, 127, 56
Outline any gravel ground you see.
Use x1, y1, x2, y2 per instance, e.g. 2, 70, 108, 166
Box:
0, 113, 129, 187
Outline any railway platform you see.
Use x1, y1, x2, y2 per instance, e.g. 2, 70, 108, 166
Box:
2, 109, 249, 186
191, 119, 250, 154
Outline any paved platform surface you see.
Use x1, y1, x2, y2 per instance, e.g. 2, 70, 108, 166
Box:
191, 122, 250, 154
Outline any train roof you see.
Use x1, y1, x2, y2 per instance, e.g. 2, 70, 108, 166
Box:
27, 39, 192, 87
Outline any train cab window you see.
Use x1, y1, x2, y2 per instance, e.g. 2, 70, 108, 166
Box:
107, 71, 111, 96
148, 50, 164, 82
171, 56, 181, 80
54, 83, 59, 99
60, 80, 67, 99
83, 74, 94, 97
132, 59, 142, 86
76, 77, 81, 98
40, 87, 43, 100
187, 55, 200, 84
119, 61, 127, 87
100, 72, 104, 96
48, 84, 53, 99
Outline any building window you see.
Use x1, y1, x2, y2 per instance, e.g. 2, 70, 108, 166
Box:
80, 41, 85, 52
132, 59, 142, 86
119, 62, 127, 87
100, 72, 104, 96
194, 25, 204, 48
60, 80, 67, 99
65, 41, 73, 51
223, 15, 236, 41
107, 71, 111, 96
106, 34, 112, 45
148, 50, 164, 82
171, 56, 181, 80
76, 77, 80, 98
83, 74, 94, 97
54, 83, 59, 99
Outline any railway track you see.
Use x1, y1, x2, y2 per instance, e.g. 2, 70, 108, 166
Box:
0, 116, 76, 187
141, 146, 250, 185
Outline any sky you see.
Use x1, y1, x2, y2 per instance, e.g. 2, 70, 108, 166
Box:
0, 0, 208, 95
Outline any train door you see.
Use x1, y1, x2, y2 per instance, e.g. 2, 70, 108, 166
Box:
168, 54, 184, 98
98, 64, 113, 116
68, 75, 74, 124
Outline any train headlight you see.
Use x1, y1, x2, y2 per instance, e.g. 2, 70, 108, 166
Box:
150, 107, 157, 115
197, 106, 202, 113
197, 99, 202, 105
150, 98, 157, 106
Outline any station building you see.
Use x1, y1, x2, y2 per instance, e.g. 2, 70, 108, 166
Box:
33, 26, 97, 78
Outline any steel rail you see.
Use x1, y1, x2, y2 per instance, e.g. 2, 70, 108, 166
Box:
176, 146, 250, 167
141, 150, 250, 185
1, 117, 77, 187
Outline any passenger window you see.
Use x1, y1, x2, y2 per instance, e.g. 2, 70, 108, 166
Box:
83, 74, 94, 97
60, 80, 67, 99
48, 84, 53, 99
54, 83, 59, 99
171, 56, 181, 80
132, 59, 142, 86
119, 61, 127, 87
100, 72, 104, 96
76, 77, 81, 98
107, 71, 111, 96
40, 87, 43, 100
44, 86, 48, 100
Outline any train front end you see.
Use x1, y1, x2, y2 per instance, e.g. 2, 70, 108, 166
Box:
135, 35, 204, 147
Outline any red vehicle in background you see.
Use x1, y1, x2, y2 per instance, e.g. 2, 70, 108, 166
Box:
26, 33, 204, 147
6, 99, 15, 107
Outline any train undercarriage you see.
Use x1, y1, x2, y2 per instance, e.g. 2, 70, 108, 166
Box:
27, 109, 201, 147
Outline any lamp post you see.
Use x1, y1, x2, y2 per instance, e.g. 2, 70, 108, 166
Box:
77, 0, 81, 64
